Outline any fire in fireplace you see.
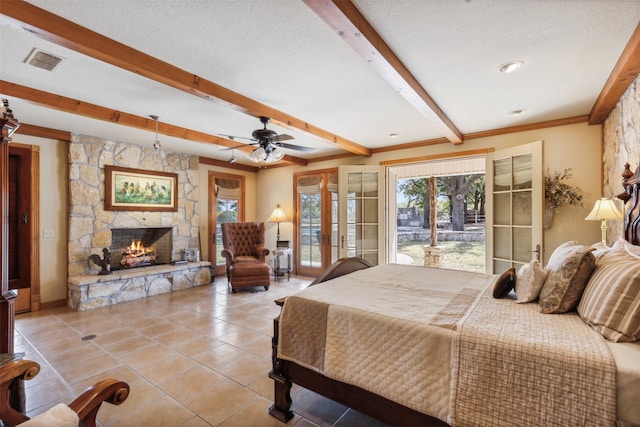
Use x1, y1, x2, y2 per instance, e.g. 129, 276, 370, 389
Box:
110, 227, 172, 270
121, 240, 156, 268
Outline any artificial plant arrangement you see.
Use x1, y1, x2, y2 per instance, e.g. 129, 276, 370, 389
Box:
544, 168, 584, 211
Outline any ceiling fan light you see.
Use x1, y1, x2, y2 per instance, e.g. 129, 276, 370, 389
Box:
265, 151, 274, 163
272, 149, 285, 161
248, 146, 265, 162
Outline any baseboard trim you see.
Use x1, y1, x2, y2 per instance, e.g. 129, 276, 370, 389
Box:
39, 299, 67, 311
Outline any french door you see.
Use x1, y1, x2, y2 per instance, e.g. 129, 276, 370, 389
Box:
208, 172, 245, 276
295, 169, 338, 276
485, 142, 543, 274
337, 166, 384, 265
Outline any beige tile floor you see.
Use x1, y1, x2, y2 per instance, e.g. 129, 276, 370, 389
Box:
13, 275, 389, 427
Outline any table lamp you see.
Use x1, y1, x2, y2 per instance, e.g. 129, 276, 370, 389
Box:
584, 198, 623, 244
268, 204, 287, 242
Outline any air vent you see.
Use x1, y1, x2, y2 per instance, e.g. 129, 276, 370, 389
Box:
24, 48, 65, 71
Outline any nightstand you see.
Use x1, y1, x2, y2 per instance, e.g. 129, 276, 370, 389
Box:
272, 248, 292, 281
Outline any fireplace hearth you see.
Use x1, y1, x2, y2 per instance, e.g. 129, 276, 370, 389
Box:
110, 227, 172, 270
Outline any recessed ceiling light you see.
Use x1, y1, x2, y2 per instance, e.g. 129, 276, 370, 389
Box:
509, 109, 525, 116
389, 133, 399, 138
498, 60, 524, 74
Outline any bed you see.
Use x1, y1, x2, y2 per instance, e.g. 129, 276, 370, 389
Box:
268, 166, 640, 427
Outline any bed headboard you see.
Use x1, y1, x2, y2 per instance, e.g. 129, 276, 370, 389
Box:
617, 162, 640, 245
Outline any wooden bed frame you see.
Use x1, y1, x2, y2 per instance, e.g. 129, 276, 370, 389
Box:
269, 167, 640, 426
268, 259, 448, 426
618, 162, 640, 244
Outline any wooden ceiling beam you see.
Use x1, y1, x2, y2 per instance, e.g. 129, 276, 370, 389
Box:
0, 0, 370, 157
589, 22, 640, 124
304, 0, 463, 144
15, 123, 71, 141
0, 81, 308, 166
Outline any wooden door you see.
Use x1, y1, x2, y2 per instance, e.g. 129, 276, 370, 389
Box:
8, 144, 34, 313
295, 169, 338, 277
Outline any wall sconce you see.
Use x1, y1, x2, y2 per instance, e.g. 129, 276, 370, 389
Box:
585, 198, 623, 245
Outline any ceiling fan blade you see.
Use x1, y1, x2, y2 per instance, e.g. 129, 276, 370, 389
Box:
274, 134, 294, 142
220, 144, 250, 151
217, 133, 257, 142
276, 142, 316, 153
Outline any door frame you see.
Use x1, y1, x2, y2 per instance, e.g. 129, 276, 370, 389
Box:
208, 171, 245, 277
8, 142, 40, 312
294, 168, 337, 277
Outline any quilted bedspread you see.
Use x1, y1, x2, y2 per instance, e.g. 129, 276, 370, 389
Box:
277, 264, 617, 426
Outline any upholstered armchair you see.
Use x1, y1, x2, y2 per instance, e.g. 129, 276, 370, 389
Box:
220, 222, 271, 292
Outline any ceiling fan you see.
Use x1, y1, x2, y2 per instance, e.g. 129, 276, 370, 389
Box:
219, 116, 315, 163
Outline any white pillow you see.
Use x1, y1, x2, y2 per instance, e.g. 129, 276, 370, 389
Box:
590, 240, 612, 264
515, 260, 547, 303
612, 237, 640, 259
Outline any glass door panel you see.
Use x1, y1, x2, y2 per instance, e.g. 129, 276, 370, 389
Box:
338, 166, 384, 265
299, 192, 321, 269
485, 142, 542, 274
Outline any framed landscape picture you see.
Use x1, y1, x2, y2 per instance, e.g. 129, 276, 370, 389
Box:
105, 165, 178, 212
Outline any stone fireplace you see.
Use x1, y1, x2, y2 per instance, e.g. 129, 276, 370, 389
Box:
110, 227, 173, 270
66, 135, 210, 311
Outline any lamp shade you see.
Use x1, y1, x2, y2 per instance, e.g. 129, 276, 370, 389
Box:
584, 198, 623, 221
268, 205, 287, 223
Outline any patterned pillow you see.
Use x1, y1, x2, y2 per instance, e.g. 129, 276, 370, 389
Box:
493, 267, 516, 298
539, 242, 596, 314
577, 249, 640, 342
514, 260, 547, 303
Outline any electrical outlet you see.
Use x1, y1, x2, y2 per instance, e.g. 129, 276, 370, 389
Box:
43, 229, 55, 238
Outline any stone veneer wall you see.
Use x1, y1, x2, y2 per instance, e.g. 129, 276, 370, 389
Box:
68, 134, 201, 277
603, 75, 640, 240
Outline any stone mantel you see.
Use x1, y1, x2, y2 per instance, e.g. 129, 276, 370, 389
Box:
68, 261, 211, 311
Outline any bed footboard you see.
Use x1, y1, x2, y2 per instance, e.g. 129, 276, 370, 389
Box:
268, 298, 448, 426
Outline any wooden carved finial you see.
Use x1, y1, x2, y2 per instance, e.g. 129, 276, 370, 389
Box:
617, 162, 636, 203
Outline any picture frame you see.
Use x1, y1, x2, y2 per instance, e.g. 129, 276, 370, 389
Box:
105, 165, 178, 212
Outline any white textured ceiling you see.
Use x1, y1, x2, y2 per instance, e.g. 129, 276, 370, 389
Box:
1, 0, 639, 164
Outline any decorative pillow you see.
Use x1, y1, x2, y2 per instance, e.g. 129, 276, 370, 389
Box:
514, 260, 547, 303
493, 267, 516, 298
577, 252, 640, 342
538, 241, 596, 314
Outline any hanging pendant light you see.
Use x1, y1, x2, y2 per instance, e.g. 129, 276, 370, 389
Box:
149, 115, 161, 150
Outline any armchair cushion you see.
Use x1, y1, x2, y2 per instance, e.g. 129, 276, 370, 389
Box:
19, 403, 79, 427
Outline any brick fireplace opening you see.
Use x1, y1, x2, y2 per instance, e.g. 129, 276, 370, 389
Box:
110, 227, 172, 270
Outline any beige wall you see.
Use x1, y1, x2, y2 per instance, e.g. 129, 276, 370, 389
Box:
16, 121, 604, 304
